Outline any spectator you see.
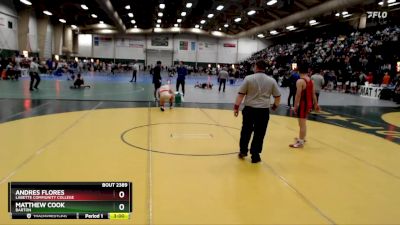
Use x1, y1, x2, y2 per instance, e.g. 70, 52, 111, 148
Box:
153, 61, 162, 100
29, 57, 41, 91
218, 67, 229, 92
381, 72, 391, 87
311, 69, 325, 102
288, 69, 300, 108
176, 61, 187, 96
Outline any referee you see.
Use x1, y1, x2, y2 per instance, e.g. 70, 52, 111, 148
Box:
234, 59, 281, 163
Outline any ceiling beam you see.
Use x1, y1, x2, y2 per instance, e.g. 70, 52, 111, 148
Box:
250, 19, 261, 26
94, 0, 126, 33
266, 11, 280, 20
294, 1, 308, 10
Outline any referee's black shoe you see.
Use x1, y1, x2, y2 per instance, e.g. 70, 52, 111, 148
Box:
238, 152, 247, 159
251, 154, 261, 163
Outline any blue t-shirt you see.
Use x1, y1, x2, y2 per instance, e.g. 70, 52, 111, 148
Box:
290, 72, 300, 89
177, 66, 188, 80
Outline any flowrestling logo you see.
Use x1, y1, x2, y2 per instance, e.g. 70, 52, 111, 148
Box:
367, 11, 388, 19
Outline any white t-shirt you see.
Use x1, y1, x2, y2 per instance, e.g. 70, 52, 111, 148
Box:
29, 62, 40, 73
311, 73, 325, 93
133, 63, 140, 71
238, 73, 281, 108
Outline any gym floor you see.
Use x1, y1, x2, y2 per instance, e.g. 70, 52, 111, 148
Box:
0, 71, 399, 225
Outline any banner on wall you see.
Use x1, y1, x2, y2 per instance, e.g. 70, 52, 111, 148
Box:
151, 37, 169, 46
191, 42, 196, 51
94, 36, 112, 46
116, 38, 144, 48
179, 41, 188, 50
223, 43, 236, 48
198, 42, 216, 51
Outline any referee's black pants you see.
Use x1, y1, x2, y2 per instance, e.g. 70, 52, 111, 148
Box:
176, 79, 185, 95
239, 106, 270, 156
130, 70, 137, 82
29, 72, 40, 90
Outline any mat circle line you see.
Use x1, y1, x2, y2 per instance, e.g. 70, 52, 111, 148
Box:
121, 122, 240, 156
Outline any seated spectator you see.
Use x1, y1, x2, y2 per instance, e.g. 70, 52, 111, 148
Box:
381, 72, 391, 87
70, 74, 90, 89
366, 72, 374, 85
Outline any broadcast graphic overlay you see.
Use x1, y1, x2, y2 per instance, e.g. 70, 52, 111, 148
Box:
8, 182, 132, 220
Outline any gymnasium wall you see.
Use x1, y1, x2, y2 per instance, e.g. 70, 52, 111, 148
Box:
77, 33, 270, 65
27, 10, 38, 53
0, 0, 18, 51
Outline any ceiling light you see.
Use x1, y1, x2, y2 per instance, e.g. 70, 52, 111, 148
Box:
157, 19, 161, 23
343, 14, 352, 18
128, 13, 134, 18
224, 24, 229, 28
71, 25, 77, 29
379, 0, 397, 5
186, 3, 192, 8
177, 18, 182, 23
59, 19, 66, 23
270, 30, 278, 35
174, 24, 179, 27
131, 20, 136, 24
154, 27, 162, 32
211, 31, 223, 36
267, 0, 277, 6
218, 28, 221, 31
234, 17, 241, 22
257, 34, 265, 38
389, 2, 400, 6
309, 20, 316, 24
247, 10, 256, 15
216, 5, 224, 10
159, 3, 165, 9
286, 25, 295, 30
20, 0, 32, 6
181, 12, 187, 16
195, 24, 199, 28
81, 4, 88, 10
91, 14, 97, 18
125, 5, 130, 10
200, 20, 206, 24
158, 12, 163, 17
101, 29, 115, 34
171, 27, 180, 32
192, 28, 201, 33
208, 14, 214, 18
100, 21, 104, 24
134, 25, 138, 28
335, 13, 340, 16
342, 11, 348, 15
43, 10, 52, 16
156, 24, 160, 28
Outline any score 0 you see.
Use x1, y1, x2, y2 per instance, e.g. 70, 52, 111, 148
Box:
118, 191, 125, 211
